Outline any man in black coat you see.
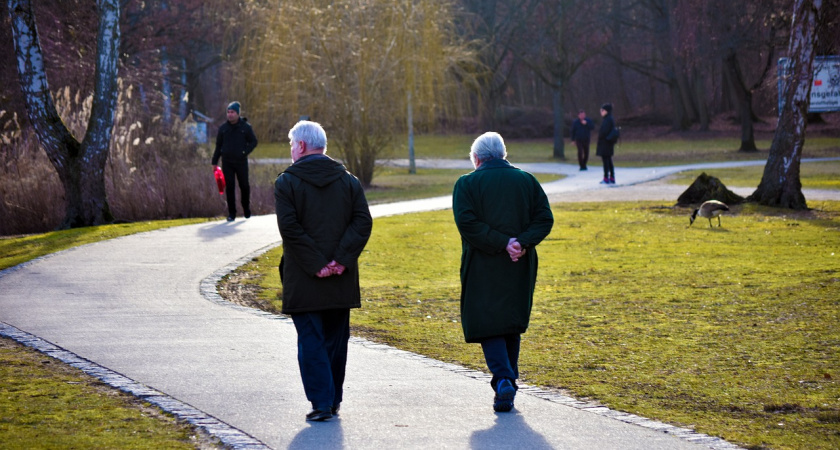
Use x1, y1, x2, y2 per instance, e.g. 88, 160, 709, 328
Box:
453, 132, 554, 413
212, 101, 258, 221
274, 120, 373, 422
570, 109, 595, 170
596, 103, 619, 184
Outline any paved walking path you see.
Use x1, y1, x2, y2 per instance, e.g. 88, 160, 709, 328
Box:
2, 158, 838, 449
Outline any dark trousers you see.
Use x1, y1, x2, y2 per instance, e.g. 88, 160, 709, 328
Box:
575, 140, 590, 169
480, 334, 520, 391
291, 309, 350, 411
222, 160, 250, 218
601, 155, 615, 179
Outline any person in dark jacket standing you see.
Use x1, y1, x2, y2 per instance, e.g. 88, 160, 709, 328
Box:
596, 103, 619, 184
274, 120, 372, 422
452, 132, 554, 413
570, 109, 595, 170
212, 101, 258, 221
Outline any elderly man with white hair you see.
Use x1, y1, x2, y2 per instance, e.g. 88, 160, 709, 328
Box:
452, 131, 554, 413
274, 120, 373, 421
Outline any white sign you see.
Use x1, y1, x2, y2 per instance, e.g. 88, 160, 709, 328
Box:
777, 56, 840, 114
810, 57, 840, 112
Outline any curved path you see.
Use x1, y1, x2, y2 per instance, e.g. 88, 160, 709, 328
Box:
2, 159, 837, 449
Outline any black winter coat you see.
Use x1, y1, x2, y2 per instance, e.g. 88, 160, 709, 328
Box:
453, 158, 554, 342
570, 117, 594, 143
274, 155, 372, 314
596, 114, 618, 157
212, 118, 258, 165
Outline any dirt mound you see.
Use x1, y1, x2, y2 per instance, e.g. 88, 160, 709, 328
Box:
676, 173, 745, 207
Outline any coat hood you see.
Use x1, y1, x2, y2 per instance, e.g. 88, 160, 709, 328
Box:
283, 156, 348, 188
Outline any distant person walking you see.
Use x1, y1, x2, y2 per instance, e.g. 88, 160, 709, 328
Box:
596, 103, 619, 184
570, 109, 595, 170
274, 120, 373, 422
212, 101, 258, 221
452, 132, 554, 413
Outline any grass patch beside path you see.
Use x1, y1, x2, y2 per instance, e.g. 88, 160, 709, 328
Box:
251, 134, 840, 167
667, 160, 840, 191
229, 201, 840, 450
0, 218, 212, 271
614, 136, 839, 167
365, 167, 560, 204
379, 134, 839, 165
0, 338, 219, 449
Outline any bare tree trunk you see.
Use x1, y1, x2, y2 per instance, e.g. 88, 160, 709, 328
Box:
651, 0, 691, 131
552, 85, 565, 159
748, 0, 822, 210
666, 76, 691, 130
693, 67, 710, 131
8, 0, 120, 228
723, 51, 759, 152
677, 68, 698, 124
610, 0, 633, 111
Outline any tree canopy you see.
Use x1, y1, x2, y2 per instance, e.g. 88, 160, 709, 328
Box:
232, 0, 476, 186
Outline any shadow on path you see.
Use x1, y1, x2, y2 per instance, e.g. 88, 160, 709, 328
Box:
195, 219, 247, 242
470, 411, 553, 450
288, 420, 345, 450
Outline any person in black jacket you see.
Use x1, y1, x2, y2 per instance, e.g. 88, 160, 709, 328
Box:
212, 101, 258, 221
275, 120, 373, 422
596, 103, 619, 184
570, 109, 595, 171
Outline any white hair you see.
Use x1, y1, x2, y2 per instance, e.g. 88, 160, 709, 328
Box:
470, 132, 507, 165
288, 120, 327, 151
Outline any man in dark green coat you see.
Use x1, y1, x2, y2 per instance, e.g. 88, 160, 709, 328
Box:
453, 132, 554, 413
275, 121, 372, 422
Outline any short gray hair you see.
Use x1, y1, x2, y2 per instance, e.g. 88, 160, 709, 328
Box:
470, 132, 507, 164
289, 120, 327, 151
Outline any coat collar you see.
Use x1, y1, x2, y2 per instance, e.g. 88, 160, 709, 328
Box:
477, 158, 513, 171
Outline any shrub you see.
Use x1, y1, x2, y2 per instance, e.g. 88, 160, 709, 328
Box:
1, 85, 277, 236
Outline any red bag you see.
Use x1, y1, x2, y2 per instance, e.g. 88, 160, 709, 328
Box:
214, 166, 225, 195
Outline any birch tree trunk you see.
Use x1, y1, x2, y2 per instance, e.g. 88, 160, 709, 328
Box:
747, 0, 821, 210
8, 0, 120, 228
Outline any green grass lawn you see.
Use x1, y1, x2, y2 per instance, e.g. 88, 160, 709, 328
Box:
230, 201, 840, 450
668, 160, 840, 191
250, 134, 840, 167
364, 167, 561, 204
0, 338, 214, 449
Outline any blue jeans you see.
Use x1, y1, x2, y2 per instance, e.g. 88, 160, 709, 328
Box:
480, 334, 520, 391
291, 310, 350, 410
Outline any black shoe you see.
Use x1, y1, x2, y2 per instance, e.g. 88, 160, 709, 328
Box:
331, 404, 340, 416
305, 409, 333, 422
580, 167, 587, 171
226, 216, 234, 222
244, 210, 251, 219
493, 379, 516, 412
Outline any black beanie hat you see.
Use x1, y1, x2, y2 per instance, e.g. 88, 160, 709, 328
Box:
601, 103, 613, 113
227, 101, 241, 114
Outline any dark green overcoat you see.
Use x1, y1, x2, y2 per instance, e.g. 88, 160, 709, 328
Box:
274, 155, 372, 314
452, 158, 554, 343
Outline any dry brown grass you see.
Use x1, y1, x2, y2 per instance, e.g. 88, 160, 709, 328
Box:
0, 87, 279, 235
